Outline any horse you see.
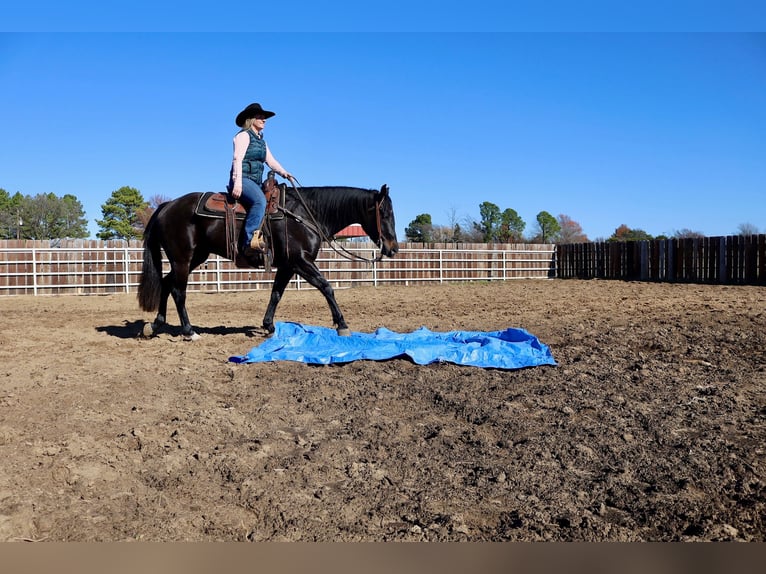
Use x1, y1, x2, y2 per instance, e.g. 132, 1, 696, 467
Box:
137, 182, 399, 340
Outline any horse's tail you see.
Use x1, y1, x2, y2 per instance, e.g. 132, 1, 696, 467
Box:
137, 204, 166, 312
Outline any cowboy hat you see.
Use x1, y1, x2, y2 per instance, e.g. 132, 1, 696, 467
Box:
235, 103, 275, 127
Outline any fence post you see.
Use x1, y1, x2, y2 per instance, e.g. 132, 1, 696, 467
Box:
440, 250, 444, 284
718, 236, 727, 284
760, 235, 766, 285
640, 241, 649, 281
32, 247, 38, 296
123, 246, 130, 293
666, 240, 675, 282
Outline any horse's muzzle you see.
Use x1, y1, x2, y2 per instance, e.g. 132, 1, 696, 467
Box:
381, 239, 399, 258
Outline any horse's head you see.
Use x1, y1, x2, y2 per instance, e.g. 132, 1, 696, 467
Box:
366, 184, 399, 258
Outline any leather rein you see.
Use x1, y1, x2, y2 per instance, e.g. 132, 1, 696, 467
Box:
277, 178, 386, 264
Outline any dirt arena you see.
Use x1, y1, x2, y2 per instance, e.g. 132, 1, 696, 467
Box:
0, 279, 763, 541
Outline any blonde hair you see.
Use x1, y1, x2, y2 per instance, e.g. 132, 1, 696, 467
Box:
242, 118, 256, 130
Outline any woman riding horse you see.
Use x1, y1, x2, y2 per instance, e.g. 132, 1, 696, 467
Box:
228, 102, 292, 257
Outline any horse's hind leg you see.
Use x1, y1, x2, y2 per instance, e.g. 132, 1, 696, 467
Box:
143, 273, 174, 337
262, 266, 294, 335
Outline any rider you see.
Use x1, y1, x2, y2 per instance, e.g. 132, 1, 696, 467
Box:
228, 102, 292, 252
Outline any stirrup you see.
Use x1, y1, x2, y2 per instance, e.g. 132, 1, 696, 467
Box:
249, 230, 266, 250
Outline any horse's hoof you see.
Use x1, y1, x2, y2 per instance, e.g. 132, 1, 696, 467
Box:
184, 332, 201, 342
142, 322, 155, 338
337, 327, 351, 337
248, 326, 271, 338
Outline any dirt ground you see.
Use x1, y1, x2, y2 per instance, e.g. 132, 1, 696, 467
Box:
0, 279, 763, 541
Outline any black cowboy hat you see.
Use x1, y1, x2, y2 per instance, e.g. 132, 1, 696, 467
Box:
235, 103, 275, 127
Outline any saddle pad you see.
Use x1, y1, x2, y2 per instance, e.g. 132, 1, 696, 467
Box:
195, 192, 246, 219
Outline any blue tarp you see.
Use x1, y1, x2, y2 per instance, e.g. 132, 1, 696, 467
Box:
229, 322, 556, 370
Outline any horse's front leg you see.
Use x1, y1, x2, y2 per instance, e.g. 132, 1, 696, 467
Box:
262, 266, 294, 335
295, 261, 350, 336
168, 262, 199, 341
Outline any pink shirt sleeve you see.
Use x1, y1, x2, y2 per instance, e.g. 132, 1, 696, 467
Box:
265, 144, 288, 177
230, 131, 250, 194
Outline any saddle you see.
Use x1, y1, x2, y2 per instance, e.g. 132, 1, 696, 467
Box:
195, 192, 246, 219
193, 180, 285, 221
193, 177, 287, 268
262, 174, 286, 219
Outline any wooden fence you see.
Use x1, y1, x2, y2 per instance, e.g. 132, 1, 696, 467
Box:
0, 239, 556, 296
5, 235, 762, 295
557, 235, 766, 285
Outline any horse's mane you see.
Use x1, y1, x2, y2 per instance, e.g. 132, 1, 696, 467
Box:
285, 186, 376, 230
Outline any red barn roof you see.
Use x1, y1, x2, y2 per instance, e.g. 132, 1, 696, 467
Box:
334, 224, 367, 238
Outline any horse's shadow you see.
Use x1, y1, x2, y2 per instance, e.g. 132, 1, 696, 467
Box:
95, 320, 263, 339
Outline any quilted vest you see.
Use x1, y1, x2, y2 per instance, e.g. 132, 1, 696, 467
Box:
242, 130, 267, 184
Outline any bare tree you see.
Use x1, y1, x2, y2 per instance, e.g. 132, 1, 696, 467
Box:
431, 225, 456, 242
442, 206, 461, 243
737, 222, 759, 236
557, 214, 588, 244
444, 206, 459, 230
137, 194, 173, 229
673, 228, 705, 239
461, 215, 484, 243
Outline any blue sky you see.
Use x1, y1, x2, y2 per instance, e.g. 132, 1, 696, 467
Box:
1, 4, 765, 241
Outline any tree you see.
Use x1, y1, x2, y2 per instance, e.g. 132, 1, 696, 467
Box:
137, 193, 173, 229
19, 193, 87, 239
462, 216, 485, 242
478, 201, 501, 242
405, 213, 433, 242
673, 228, 705, 239
557, 214, 588, 244
1, 192, 89, 240
443, 206, 461, 243
60, 194, 89, 238
608, 224, 653, 242
498, 208, 525, 243
0, 188, 9, 214
431, 224, 456, 242
532, 211, 561, 243
737, 222, 759, 236
96, 186, 148, 240
0, 189, 25, 240
21, 193, 64, 239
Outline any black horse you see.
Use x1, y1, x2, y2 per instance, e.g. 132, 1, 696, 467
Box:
137, 183, 399, 340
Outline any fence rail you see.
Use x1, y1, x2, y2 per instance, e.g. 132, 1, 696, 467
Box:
0, 240, 556, 296
557, 235, 766, 285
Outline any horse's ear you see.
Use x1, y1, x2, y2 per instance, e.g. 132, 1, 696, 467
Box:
379, 184, 389, 197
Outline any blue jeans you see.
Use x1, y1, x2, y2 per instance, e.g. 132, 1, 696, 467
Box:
228, 176, 266, 246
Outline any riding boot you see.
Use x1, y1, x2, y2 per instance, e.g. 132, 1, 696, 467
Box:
250, 229, 266, 251
235, 246, 264, 269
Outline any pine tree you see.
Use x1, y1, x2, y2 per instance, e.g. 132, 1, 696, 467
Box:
96, 186, 148, 240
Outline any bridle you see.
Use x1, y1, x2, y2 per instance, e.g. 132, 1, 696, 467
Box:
280, 178, 388, 264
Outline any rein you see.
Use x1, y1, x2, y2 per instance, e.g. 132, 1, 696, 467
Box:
280, 178, 385, 264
